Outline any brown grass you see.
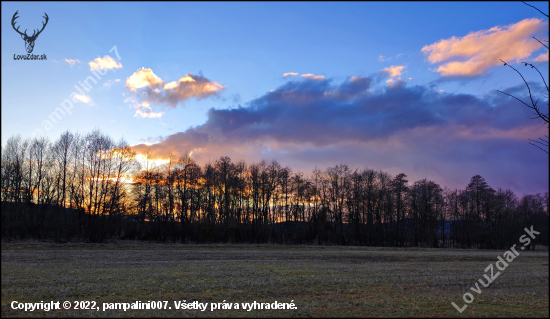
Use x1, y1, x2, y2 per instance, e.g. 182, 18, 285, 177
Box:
1, 241, 548, 317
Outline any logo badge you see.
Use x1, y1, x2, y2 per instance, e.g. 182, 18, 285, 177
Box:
11, 10, 49, 54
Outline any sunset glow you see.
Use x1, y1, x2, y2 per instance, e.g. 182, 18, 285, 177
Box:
1, 4, 548, 316
2, 1, 548, 196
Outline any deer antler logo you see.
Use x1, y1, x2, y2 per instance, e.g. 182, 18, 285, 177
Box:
12, 10, 49, 54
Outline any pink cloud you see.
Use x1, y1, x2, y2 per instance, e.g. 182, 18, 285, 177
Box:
126, 68, 164, 92
65, 58, 81, 67
422, 18, 548, 76
532, 51, 548, 62
381, 65, 405, 78
125, 68, 224, 117
301, 73, 325, 80
89, 56, 122, 71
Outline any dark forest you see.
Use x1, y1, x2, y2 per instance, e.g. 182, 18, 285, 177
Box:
2, 130, 548, 248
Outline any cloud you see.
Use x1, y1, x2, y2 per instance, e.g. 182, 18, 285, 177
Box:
104, 79, 122, 87
301, 73, 325, 80
89, 55, 123, 71
532, 51, 548, 62
65, 58, 80, 67
130, 75, 548, 195
125, 98, 164, 118
422, 18, 548, 76
379, 54, 402, 61
381, 65, 405, 78
159, 74, 224, 104
125, 68, 224, 117
380, 66, 406, 85
135, 106, 164, 118
284, 72, 298, 76
71, 93, 93, 105
126, 68, 164, 92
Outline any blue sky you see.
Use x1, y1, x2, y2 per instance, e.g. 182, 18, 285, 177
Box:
2, 1, 548, 195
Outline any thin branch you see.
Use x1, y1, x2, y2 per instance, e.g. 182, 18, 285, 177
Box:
499, 59, 537, 107
519, 62, 549, 92
529, 138, 549, 146
498, 59, 549, 124
528, 134, 550, 154
533, 36, 549, 50
497, 90, 532, 108
528, 141, 549, 154
522, 1, 549, 17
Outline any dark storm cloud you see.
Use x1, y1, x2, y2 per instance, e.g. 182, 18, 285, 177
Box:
175, 76, 534, 144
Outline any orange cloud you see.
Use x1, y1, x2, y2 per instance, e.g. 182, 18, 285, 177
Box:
160, 73, 224, 100
301, 73, 325, 80
125, 69, 225, 117
283, 72, 298, 76
126, 68, 164, 92
381, 65, 405, 78
532, 51, 548, 62
422, 18, 548, 76
89, 55, 123, 71
65, 58, 80, 67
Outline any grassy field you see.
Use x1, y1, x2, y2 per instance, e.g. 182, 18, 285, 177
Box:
1, 242, 548, 317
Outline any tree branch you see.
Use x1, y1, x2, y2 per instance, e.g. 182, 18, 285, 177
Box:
499, 59, 537, 107
529, 138, 549, 146
520, 62, 549, 92
533, 36, 549, 50
497, 90, 532, 108
498, 60, 549, 124
528, 141, 549, 154
522, 1, 549, 17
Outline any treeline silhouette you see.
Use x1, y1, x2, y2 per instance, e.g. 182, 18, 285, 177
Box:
2, 130, 548, 248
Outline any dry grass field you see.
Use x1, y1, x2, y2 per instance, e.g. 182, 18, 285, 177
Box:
1, 242, 548, 317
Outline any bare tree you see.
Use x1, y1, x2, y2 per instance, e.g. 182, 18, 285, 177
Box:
2, 129, 548, 246
498, 1, 549, 153
53, 131, 75, 208
391, 173, 409, 246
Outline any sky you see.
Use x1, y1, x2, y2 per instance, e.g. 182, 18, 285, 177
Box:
1, 1, 548, 196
